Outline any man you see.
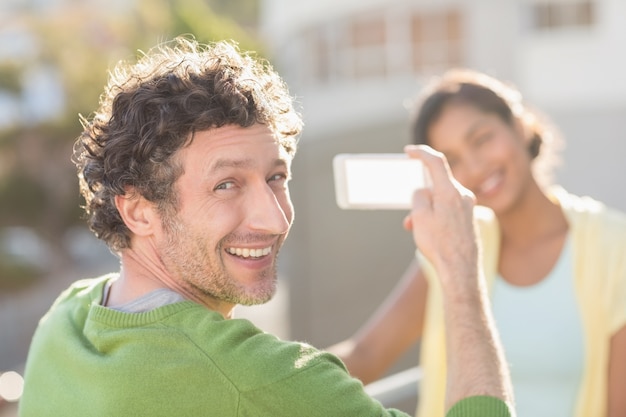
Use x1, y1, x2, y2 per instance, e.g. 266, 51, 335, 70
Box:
19, 37, 514, 416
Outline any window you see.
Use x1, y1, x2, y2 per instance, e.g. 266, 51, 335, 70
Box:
345, 14, 387, 78
299, 6, 464, 85
531, 0, 595, 30
412, 10, 462, 73
305, 28, 330, 84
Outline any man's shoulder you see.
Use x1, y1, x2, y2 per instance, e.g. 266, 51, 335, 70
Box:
173, 313, 344, 389
52, 273, 116, 306
31, 274, 110, 329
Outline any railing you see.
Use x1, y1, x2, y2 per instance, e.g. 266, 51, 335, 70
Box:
364, 366, 422, 413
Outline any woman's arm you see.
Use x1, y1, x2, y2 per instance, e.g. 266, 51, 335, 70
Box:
327, 259, 428, 385
608, 325, 626, 417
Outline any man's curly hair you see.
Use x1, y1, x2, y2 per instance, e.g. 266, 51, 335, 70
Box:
73, 37, 303, 252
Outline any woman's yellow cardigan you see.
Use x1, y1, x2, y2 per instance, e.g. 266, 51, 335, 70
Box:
416, 187, 626, 417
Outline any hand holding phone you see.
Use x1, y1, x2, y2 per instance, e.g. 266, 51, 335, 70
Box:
333, 153, 431, 210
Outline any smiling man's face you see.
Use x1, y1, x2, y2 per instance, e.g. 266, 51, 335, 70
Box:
156, 123, 294, 311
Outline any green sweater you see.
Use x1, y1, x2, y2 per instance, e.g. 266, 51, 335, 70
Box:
20, 276, 511, 417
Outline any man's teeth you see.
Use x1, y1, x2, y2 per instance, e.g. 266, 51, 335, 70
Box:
227, 246, 272, 258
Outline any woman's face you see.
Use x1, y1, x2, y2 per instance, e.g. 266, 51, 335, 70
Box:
427, 103, 534, 214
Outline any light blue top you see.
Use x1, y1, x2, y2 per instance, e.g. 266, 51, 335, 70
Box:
492, 236, 583, 417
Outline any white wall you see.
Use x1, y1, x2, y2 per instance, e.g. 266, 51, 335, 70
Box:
515, 0, 626, 211
519, 0, 626, 107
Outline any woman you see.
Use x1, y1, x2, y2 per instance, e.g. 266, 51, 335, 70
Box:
328, 69, 626, 417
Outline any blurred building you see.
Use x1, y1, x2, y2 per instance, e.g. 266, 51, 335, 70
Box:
258, 0, 626, 387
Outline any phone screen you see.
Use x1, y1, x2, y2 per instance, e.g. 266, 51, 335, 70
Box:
333, 154, 429, 210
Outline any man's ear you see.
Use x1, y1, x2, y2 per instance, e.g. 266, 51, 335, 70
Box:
114, 188, 158, 237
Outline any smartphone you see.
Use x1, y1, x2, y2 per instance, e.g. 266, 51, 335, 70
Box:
333, 153, 431, 210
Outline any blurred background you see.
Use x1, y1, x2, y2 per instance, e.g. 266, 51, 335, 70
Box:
1, 0, 625, 415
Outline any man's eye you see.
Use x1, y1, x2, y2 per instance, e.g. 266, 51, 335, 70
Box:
269, 173, 287, 183
215, 181, 235, 190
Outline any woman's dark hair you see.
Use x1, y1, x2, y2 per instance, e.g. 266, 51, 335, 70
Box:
410, 69, 561, 183
73, 36, 303, 252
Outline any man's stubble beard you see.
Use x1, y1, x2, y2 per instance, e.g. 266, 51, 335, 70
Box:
159, 211, 279, 306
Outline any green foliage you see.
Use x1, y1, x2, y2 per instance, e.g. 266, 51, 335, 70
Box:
0, 0, 262, 281
171, 0, 263, 53
0, 126, 19, 149
0, 63, 23, 94
209, 0, 259, 29
0, 252, 42, 292
0, 170, 47, 227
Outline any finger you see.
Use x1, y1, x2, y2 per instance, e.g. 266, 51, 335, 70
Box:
403, 144, 455, 192
408, 188, 432, 235
404, 188, 432, 231
411, 187, 432, 213
452, 177, 476, 202
403, 215, 413, 231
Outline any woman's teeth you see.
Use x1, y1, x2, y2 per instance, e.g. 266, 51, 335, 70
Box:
478, 173, 502, 195
227, 246, 272, 258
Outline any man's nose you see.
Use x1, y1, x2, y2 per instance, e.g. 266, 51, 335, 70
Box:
245, 182, 291, 235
